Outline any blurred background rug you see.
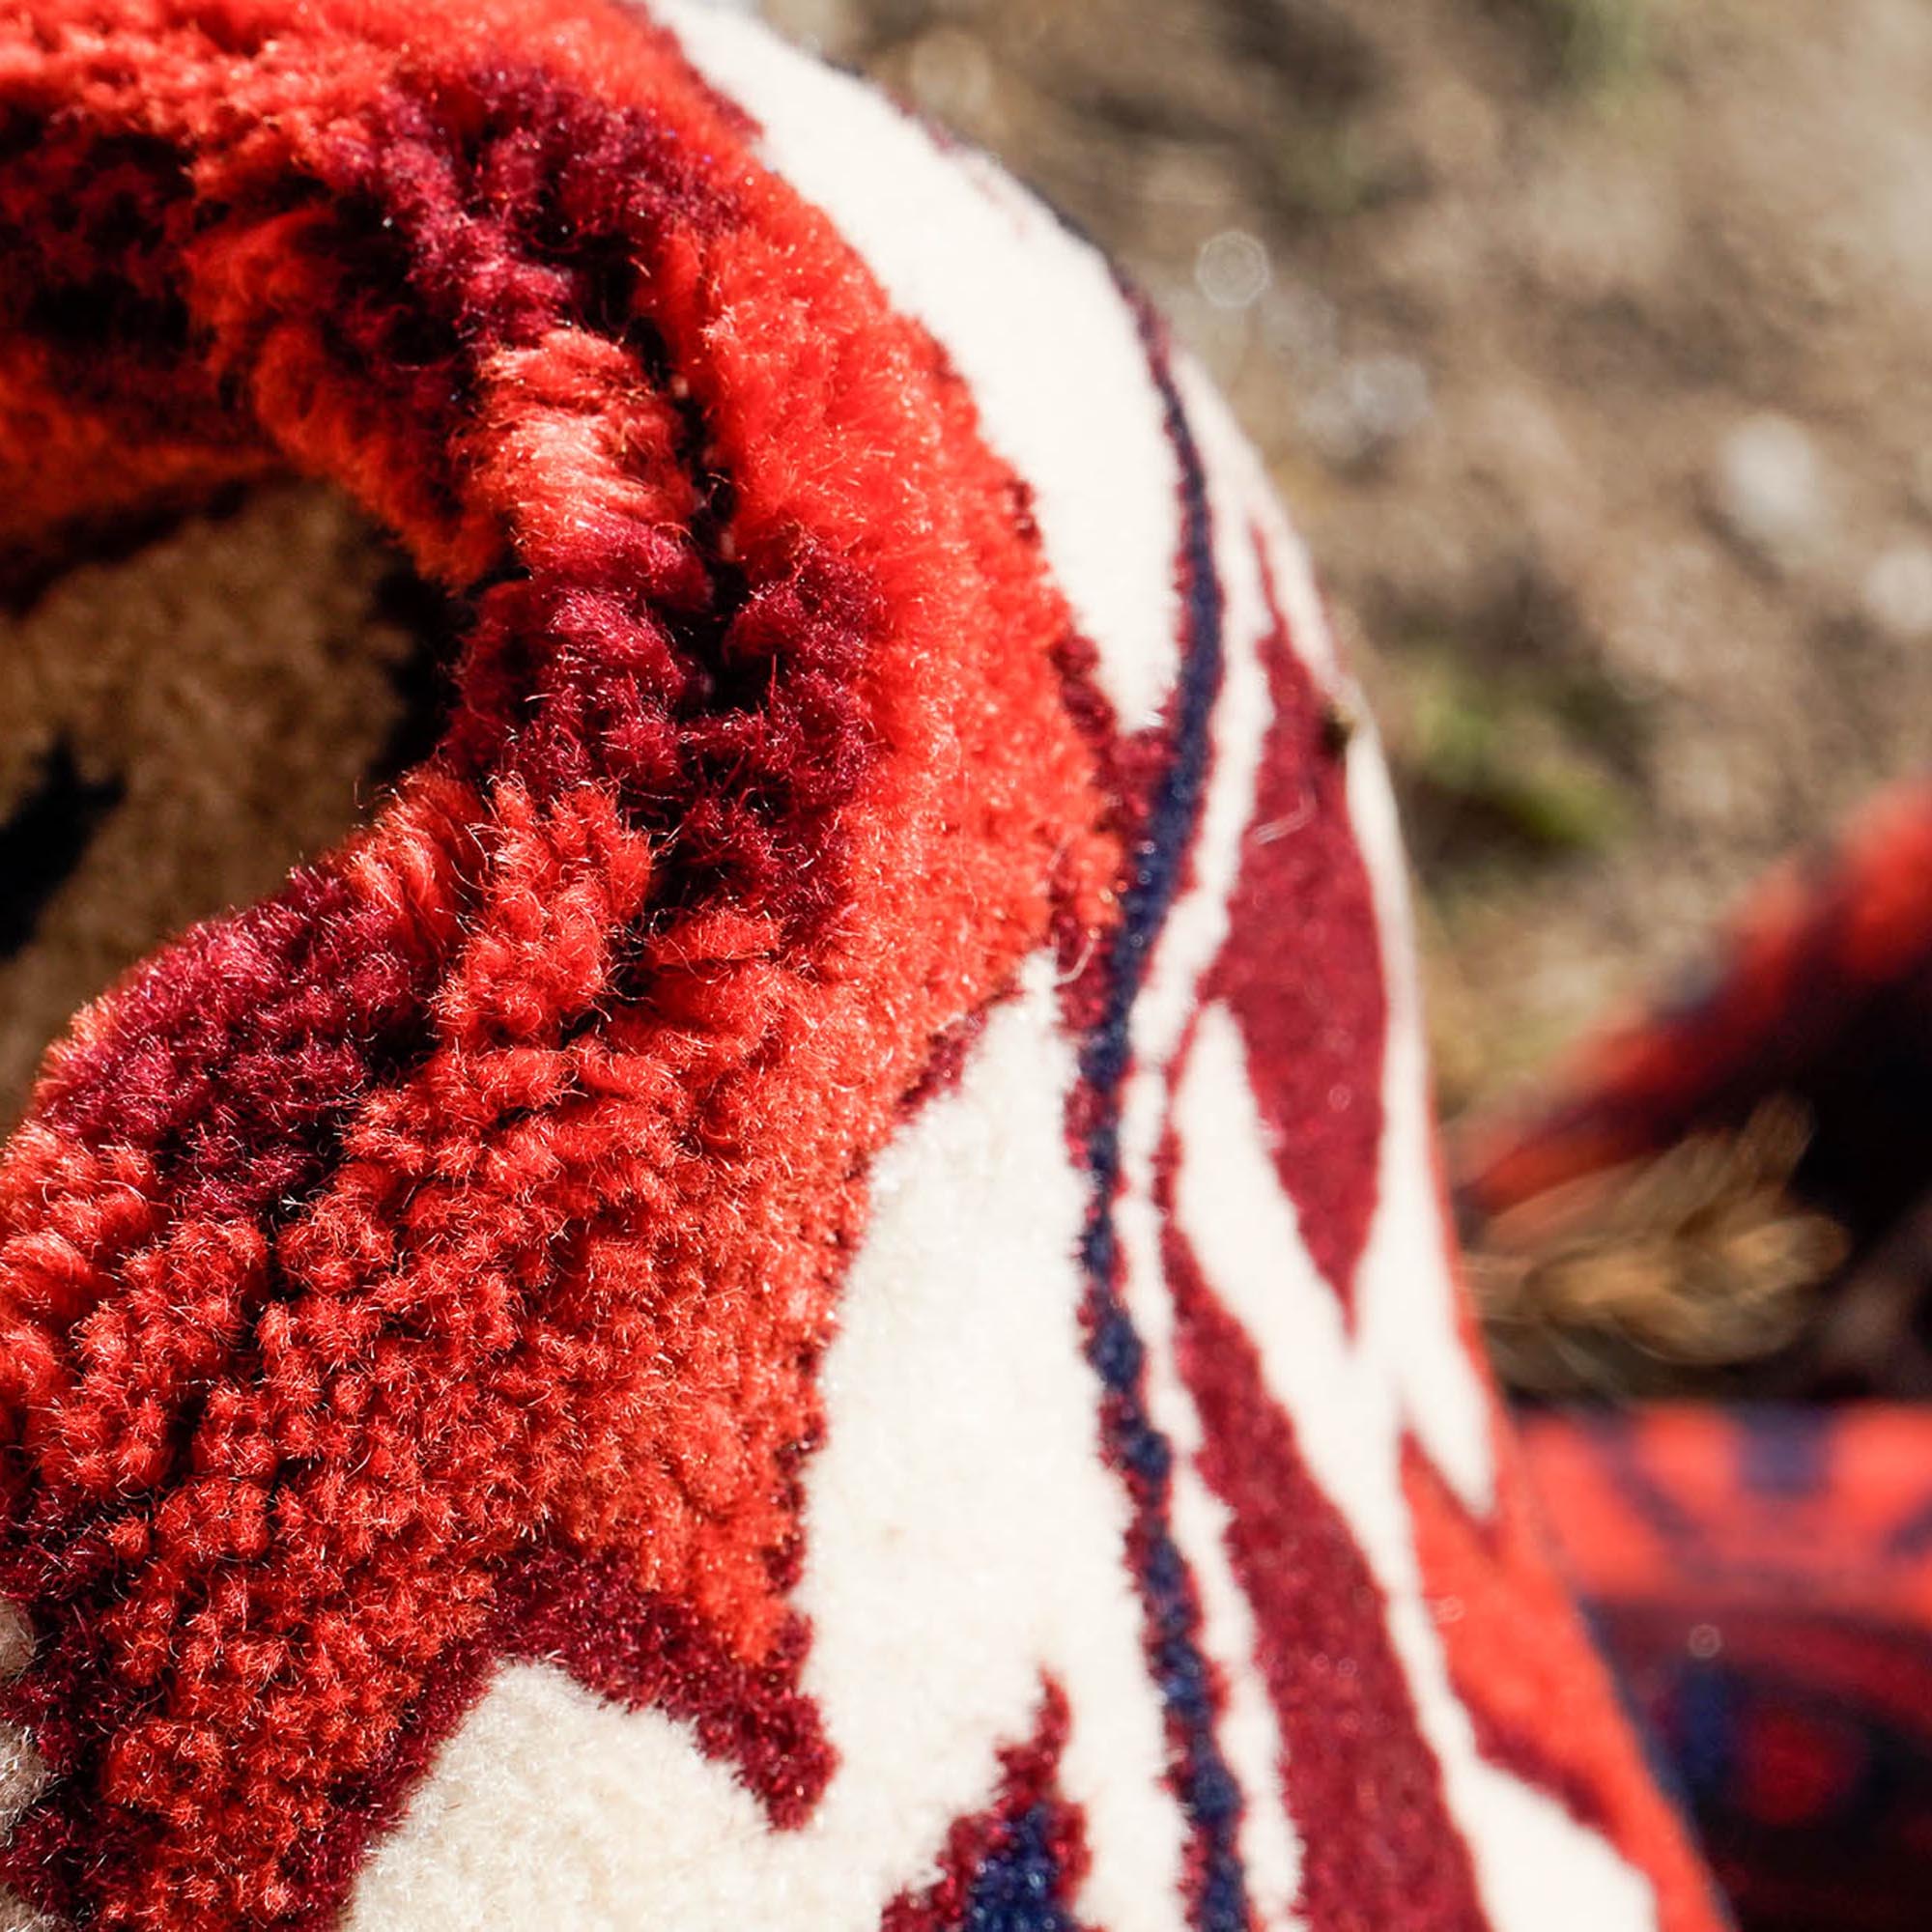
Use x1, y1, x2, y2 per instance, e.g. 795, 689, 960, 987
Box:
1521, 1406, 1932, 1932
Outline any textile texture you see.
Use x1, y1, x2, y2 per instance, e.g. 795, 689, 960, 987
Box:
1524, 1406, 1932, 1932
0, 2, 1719, 1927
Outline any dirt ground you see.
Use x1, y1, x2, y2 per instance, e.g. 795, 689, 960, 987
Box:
763, 0, 1932, 1121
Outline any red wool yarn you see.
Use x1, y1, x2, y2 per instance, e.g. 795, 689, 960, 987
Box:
0, 4, 1722, 1930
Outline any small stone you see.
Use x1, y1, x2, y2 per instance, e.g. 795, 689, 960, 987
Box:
1712, 414, 1827, 569
1861, 539, 1932, 641
1195, 229, 1271, 311
763, 0, 860, 59
907, 28, 995, 128
1259, 279, 1339, 373
1139, 145, 1238, 222
1300, 355, 1433, 468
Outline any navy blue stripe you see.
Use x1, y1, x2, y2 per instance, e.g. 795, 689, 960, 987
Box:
960, 1804, 1083, 1932
1076, 305, 1252, 1932
1736, 1405, 1830, 1500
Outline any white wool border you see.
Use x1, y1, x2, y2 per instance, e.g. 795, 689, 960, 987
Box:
349, 961, 1181, 1930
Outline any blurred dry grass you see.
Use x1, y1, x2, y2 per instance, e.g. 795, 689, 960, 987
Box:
1470, 1099, 1850, 1396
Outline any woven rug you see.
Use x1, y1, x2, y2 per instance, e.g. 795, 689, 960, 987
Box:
0, 3, 1720, 1927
